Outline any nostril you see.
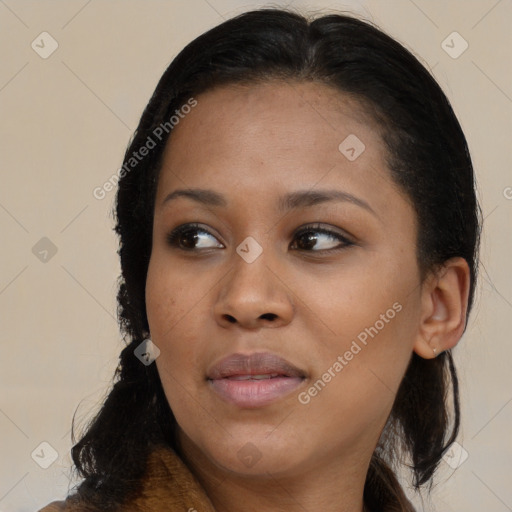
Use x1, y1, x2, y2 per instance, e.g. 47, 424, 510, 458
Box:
221, 313, 277, 324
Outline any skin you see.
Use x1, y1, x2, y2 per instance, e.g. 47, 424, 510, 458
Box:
145, 80, 470, 512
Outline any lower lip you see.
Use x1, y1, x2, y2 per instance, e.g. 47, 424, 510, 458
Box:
208, 376, 304, 408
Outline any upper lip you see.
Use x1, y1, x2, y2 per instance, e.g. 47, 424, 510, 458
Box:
207, 352, 306, 380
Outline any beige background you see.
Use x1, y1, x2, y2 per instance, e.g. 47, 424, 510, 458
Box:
0, 1, 511, 511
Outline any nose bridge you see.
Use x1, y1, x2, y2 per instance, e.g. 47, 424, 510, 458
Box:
213, 237, 293, 328
231, 243, 272, 296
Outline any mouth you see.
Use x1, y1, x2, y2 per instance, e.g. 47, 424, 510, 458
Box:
223, 373, 284, 380
206, 352, 306, 408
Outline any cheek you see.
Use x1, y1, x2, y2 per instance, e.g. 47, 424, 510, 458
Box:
145, 254, 195, 339
146, 270, 197, 421
305, 263, 420, 402
145, 255, 211, 384
300, 310, 417, 444
308, 259, 414, 344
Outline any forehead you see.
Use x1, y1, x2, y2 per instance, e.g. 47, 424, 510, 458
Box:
164, 80, 380, 160
155, 80, 406, 216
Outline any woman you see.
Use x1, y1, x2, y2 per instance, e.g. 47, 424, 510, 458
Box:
39, 7, 480, 512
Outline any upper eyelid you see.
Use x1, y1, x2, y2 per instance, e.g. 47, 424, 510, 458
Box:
294, 224, 353, 240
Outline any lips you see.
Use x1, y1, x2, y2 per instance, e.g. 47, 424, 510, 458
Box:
207, 352, 306, 408
207, 352, 305, 380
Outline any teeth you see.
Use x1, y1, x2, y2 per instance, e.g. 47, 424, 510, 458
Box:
227, 373, 281, 380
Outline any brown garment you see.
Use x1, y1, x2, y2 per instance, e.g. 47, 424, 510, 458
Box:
37, 446, 216, 512
38, 445, 415, 512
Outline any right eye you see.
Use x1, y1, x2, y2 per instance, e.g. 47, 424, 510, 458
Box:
166, 223, 224, 251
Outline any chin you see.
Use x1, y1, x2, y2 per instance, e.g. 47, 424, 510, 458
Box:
212, 447, 299, 478
193, 427, 308, 478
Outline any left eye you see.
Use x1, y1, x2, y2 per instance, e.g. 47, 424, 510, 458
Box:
290, 224, 354, 252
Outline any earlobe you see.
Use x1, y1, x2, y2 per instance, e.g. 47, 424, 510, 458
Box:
413, 257, 471, 359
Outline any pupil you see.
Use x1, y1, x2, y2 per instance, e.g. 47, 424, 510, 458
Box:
182, 231, 199, 248
300, 233, 316, 250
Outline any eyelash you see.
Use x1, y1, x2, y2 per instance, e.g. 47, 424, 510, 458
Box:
166, 222, 355, 254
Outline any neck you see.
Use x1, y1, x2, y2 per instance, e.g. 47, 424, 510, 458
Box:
176, 429, 372, 512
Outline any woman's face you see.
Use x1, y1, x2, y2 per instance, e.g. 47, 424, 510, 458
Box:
146, 81, 426, 477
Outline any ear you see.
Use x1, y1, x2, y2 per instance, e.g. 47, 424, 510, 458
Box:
413, 257, 471, 359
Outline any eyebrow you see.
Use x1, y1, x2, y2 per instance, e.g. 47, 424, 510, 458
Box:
162, 188, 378, 217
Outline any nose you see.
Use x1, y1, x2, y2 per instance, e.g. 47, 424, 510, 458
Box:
213, 250, 294, 330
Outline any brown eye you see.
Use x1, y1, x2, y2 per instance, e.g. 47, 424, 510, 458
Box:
166, 223, 224, 251
291, 224, 354, 252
